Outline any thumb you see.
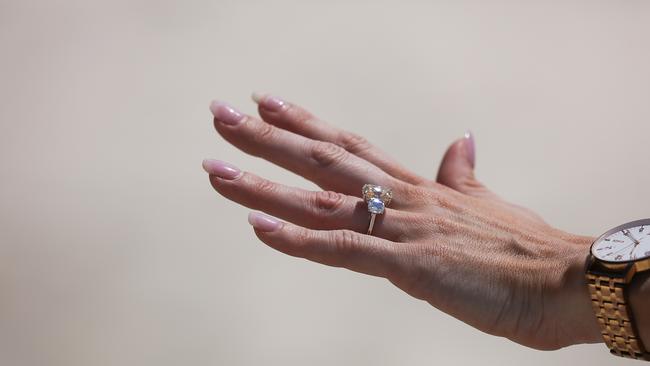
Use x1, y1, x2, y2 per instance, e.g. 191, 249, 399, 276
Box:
436, 131, 496, 199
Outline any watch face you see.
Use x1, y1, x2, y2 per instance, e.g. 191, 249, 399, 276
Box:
592, 219, 650, 263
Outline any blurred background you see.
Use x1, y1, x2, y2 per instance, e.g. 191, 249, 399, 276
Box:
1, 0, 649, 365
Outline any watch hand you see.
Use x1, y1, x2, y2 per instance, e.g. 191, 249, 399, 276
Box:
623, 230, 641, 245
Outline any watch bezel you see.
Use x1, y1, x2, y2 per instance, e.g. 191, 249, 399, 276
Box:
591, 218, 650, 264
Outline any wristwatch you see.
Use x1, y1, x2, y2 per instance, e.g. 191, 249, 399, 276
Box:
586, 218, 650, 360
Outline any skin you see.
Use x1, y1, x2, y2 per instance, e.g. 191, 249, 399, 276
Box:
203, 94, 650, 351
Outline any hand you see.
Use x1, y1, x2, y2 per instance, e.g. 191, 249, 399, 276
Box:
203, 94, 602, 350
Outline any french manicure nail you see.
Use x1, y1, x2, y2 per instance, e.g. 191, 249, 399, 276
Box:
248, 211, 283, 232
209, 100, 245, 125
202, 159, 242, 179
464, 130, 475, 168
251, 92, 286, 112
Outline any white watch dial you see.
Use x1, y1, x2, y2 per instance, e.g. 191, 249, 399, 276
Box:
592, 221, 650, 262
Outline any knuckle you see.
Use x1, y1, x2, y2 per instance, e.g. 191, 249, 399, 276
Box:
289, 227, 314, 256
255, 177, 277, 195
310, 141, 348, 168
395, 256, 427, 295
311, 190, 346, 216
330, 229, 363, 256
427, 188, 456, 210
388, 244, 437, 296
399, 183, 431, 204
338, 132, 371, 155
295, 227, 313, 247
413, 213, 455, 236
432, 215, 458, 236
387, 210, 416, 241
252, 121, 276, 144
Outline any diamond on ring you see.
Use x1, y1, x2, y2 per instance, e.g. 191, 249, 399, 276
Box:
362, 184, 392, 235
362, 184, 392, 207
367, 198, 385, 214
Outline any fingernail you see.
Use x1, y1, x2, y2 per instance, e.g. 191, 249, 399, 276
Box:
202, 159, 242, 179
209, 100, 245, 125
251, 92, 286, 112
463, 130, 475, 168
247, 211, 283, 232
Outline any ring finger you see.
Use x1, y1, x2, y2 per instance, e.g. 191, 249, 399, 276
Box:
203, 159, 408, 242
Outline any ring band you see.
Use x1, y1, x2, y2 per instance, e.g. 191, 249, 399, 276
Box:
367, 212, 378, 235
362, 184, 392, 235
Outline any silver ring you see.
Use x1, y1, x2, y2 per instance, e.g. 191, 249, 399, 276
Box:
362, 184, 392, 235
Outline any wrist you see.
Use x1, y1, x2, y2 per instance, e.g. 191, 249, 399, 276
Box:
567, 233, 650, 348
557, 234, 603, 345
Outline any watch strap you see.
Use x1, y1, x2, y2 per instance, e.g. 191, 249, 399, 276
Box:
587, 272, 650, 360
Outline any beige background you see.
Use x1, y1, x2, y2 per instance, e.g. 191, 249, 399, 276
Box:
1, 0, 650, 365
